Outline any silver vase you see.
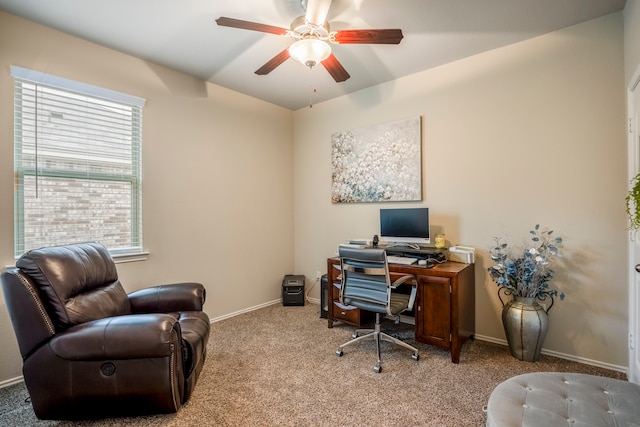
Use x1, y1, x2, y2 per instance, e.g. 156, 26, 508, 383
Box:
501, 296, 549, 362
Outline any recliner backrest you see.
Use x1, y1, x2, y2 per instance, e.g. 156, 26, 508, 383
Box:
16, 242, 131, 330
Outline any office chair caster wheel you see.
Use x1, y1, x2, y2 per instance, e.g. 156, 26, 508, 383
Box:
412, 353, 420, 361
336, 350, 344, 357
374, 365, 382, 373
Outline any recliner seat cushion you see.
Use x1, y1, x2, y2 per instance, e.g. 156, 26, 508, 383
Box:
16, 242, 131, 330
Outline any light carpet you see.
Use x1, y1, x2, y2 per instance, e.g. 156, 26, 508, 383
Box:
0, 303, 627, 426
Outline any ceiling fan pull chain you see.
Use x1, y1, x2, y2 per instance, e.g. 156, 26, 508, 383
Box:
308, 66, 317, 108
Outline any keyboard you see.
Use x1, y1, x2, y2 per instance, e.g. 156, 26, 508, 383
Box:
386, 255, 417, 265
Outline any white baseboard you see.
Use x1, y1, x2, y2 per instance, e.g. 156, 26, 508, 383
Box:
306, 297, 320, 305
301, 301, 627, 373
473, 334, 628, 374
209, 299, 281, 324
2, 301, 285, 390
3, 304, 626, 390
0, 376, 24, 389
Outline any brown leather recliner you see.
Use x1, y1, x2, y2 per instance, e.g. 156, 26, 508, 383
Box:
0, 242, 210, 420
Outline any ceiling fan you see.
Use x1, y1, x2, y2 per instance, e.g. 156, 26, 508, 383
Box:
215, 0, 403, 83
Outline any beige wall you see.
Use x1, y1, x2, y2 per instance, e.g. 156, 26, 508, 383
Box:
294, 13, 628, 369
625, 0, 640, 83
0, 9, 631, 384
0, 11, 294, 384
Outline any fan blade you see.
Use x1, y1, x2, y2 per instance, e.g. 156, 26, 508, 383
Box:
255, 48, 291, 75
215, 17, 288, 35
321, 54, 350, 82
334, 29, 404, 44
305, 0, 332, 26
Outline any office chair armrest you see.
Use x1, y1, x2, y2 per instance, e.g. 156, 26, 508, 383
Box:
391, 274, 417, 310
129, 282, 206, 313
407, 285, 417, 311
390, 274, 416, 289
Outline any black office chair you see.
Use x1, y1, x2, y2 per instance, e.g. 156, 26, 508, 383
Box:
335, 247, 420, 373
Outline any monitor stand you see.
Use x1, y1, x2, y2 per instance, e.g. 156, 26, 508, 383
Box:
377, 245, 447, 262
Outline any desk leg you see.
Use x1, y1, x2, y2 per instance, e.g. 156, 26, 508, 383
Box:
326, 258, 334, 329
450, 334, 473, 364
451, 344, 460, 364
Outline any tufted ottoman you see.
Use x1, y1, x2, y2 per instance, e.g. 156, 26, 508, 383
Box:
486, 372, 640, 426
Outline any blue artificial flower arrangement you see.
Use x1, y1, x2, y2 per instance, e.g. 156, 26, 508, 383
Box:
488, 225, 565, 304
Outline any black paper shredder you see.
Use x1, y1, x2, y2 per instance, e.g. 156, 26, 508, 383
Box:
282, 274, 305, 306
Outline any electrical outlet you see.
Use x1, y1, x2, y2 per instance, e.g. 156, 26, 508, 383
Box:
315, 270, 322, 280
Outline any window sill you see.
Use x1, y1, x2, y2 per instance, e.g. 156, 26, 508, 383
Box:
112, 251, 149, 264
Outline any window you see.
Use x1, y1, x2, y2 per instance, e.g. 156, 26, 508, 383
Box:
12, 66, 146, 258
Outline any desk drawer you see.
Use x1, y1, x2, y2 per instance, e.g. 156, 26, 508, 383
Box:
333, 302, 360, 325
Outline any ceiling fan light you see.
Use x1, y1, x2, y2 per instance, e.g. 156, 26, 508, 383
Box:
289, 39, 331, 68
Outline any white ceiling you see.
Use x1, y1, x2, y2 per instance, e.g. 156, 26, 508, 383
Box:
0, 0, 626, 110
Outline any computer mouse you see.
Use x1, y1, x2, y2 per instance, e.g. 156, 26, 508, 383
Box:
418, 259, 435, 268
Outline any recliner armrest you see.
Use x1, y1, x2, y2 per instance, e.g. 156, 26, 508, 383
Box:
128, 282, 206, 313
1, 269, 56, 358
49, 313, 181, 359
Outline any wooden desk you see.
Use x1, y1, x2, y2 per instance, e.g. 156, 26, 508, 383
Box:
326, 257, 475, 363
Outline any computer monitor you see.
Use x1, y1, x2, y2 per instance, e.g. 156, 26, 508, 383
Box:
379, 207, 430, 246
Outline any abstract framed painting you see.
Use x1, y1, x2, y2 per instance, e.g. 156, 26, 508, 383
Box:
331, 116, 422, 203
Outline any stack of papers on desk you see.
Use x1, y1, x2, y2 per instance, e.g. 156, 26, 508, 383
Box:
448, 246, 475, 263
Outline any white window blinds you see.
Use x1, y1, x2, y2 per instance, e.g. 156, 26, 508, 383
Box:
11, 66, 146, 257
